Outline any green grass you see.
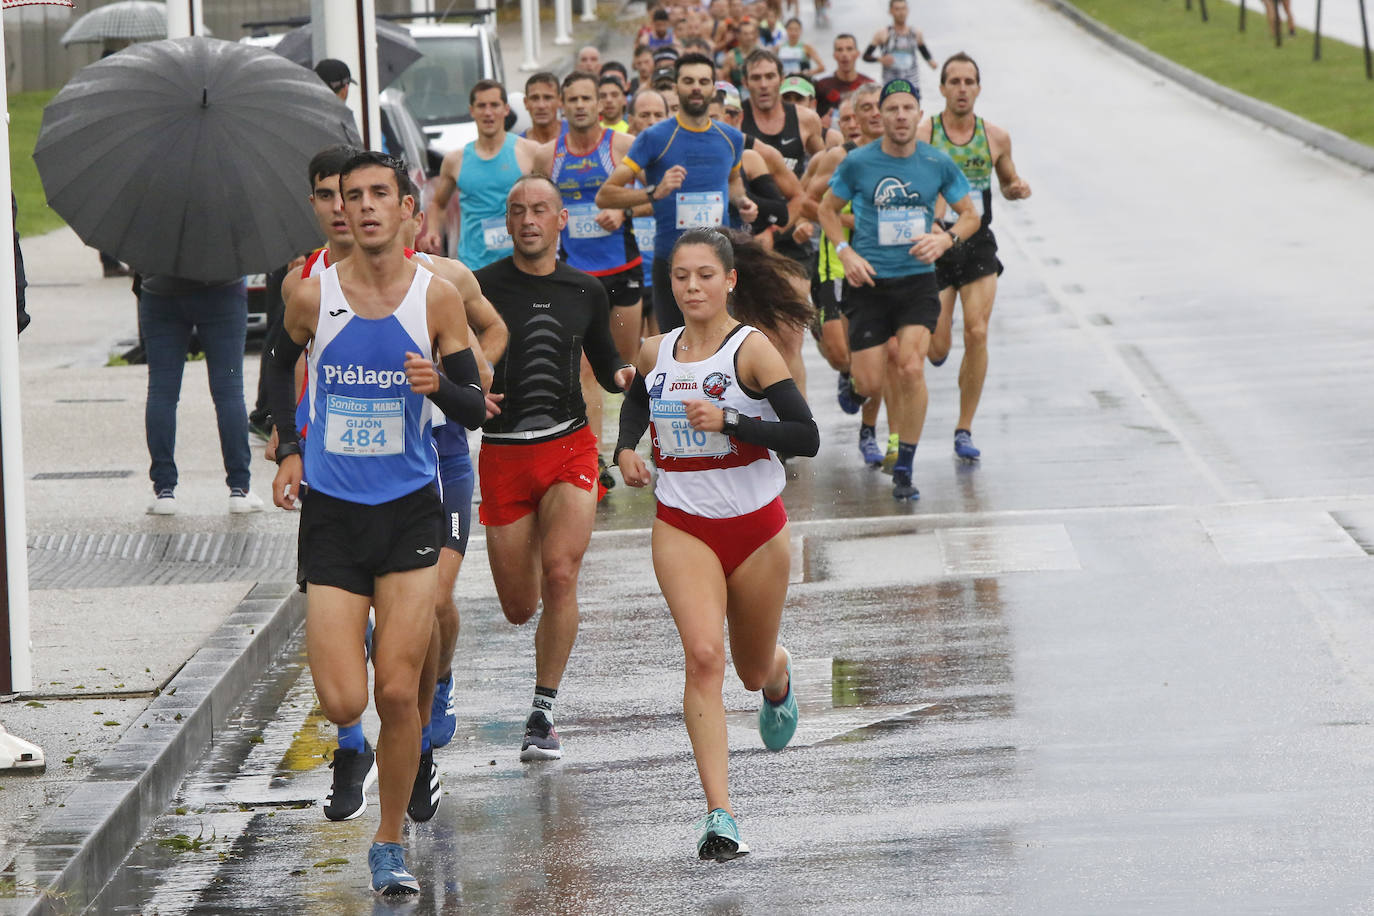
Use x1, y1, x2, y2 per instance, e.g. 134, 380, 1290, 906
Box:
1072, 0, 1374, 146
8, 89, 63, 238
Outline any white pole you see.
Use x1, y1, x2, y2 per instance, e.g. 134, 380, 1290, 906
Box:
319, 0, 381, 150
519, 0, 541, 70
0, 2, 36, 699
555, 0, 573, 45
165, 0, 203, 39
580, 0, 597, 24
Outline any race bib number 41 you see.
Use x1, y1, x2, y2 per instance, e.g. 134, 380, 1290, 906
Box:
481, 215, 513, 253
325, 394, 404, 456
652, 399, 729, 458
878, 206, 927, 246
675, 191, 725, 230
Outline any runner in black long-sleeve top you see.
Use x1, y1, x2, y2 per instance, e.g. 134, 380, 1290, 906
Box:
473, 175, 634, 762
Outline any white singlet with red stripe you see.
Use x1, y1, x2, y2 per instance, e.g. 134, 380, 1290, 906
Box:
301, 247, 331, 278
647, 325, 784, 518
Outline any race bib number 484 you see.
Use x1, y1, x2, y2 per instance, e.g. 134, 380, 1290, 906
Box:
325, 394, 404, 456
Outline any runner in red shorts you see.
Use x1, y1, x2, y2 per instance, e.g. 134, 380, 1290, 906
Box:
473, 175, 635, 762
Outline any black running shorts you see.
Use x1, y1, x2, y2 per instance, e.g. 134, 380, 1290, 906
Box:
935, 226, 1003, 291
297, 483, 444, 596
812, 274, 847, 324
846, 272, 941, 351
598, 263, 645, 308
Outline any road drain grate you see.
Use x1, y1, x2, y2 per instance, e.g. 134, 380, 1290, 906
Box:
26, 531, 298, 589
32, 470, 135, 480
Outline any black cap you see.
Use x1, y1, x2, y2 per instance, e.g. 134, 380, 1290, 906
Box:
314, 58, 356, 92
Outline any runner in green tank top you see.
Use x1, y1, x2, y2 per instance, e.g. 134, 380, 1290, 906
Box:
917, 53, 1031, 463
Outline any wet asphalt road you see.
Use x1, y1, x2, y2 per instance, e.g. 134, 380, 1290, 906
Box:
89, 0, 1374, 911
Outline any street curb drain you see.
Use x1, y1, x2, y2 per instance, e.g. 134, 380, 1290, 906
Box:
0, 582, 305, 916
26, 531, 297, 590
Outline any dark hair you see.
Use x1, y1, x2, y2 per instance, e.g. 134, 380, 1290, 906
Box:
834, 33, 857, 46
682, 36, 714, 55
940, 51, 981, 85
600, 60, 629, 78
468, 78, 508, 106
653, 7, 670, 19
634, 43, 652, 57
675, 52, 716, 77
743, 48, 782, 79
524, 71, 558, 94
338, 151, 411, 202
509, 174, 562, 202
308, 144, 362, 189
785, 16, 801, 27
598, 74, 626, 92
561, 70, 598, 94
669, 228, 813, 332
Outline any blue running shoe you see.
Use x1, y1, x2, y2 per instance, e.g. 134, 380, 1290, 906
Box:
836, 372, 864, 415
369, 842, 420, 896
758, 649, 798, 751
954, 429, 981, 461
859, 429, 883, 467
430, 674, 457, 748
892, 470, 920, 501
695, 808, 750, 861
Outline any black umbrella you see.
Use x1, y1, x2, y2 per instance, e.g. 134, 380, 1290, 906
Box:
271, 20, 422, 89
33, 37, 361, 282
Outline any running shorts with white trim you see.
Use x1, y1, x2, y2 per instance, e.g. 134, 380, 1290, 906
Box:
439, 452, 474, 554
600, 264, 645, 308
935, 226, 1003, 291
846, 273, 941, 351
297, 483, 444, 596
478, 425, 600, 527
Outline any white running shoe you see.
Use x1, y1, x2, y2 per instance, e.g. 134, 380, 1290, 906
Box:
228, 489, 264, 513
147, 490, 177, 515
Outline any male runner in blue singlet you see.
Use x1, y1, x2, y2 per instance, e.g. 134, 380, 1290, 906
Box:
268, 152, 491, 898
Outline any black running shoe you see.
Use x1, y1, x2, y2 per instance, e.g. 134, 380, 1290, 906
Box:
892, 470, 920, 501
322, 741, 377, 821
519, 711, 563, 761
598, 455, 616, 490
406, 749, 441, 822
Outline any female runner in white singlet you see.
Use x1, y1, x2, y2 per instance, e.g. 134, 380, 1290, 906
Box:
615, 227, 818, 862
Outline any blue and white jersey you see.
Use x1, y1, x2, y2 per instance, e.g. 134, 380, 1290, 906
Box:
304, 264, 438, 505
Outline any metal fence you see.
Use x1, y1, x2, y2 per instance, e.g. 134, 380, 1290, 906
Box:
2, 0, 450, 94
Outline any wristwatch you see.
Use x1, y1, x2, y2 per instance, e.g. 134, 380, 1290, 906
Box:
274, 441, 302, 465
946, 230, 961, 246
644, 183, 657, 202
721, 407, 740, 436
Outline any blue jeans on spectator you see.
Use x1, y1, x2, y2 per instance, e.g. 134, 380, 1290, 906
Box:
139, 280, 251, 494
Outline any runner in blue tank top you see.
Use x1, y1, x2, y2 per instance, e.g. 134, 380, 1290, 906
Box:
419, 80, 537, 267
266, 151, 494, 899
596, 53, 758, 333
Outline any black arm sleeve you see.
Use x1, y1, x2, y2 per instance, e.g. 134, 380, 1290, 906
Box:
918, 43, 933, 63
583, 283, 630, 393
747, 173, 789, 232
265, 327, 306, 446
863, 43, 881, 62
614, 371, 651, 458
734, 379, 820, 458
429, 349, 487, 430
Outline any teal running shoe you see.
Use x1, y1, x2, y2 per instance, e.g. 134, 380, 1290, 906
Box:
368, 841, 419, 896
695, 808, 750, 861
758, 649, 798, 750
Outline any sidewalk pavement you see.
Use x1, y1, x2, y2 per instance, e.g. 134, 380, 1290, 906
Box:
0, 8, 637, 914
